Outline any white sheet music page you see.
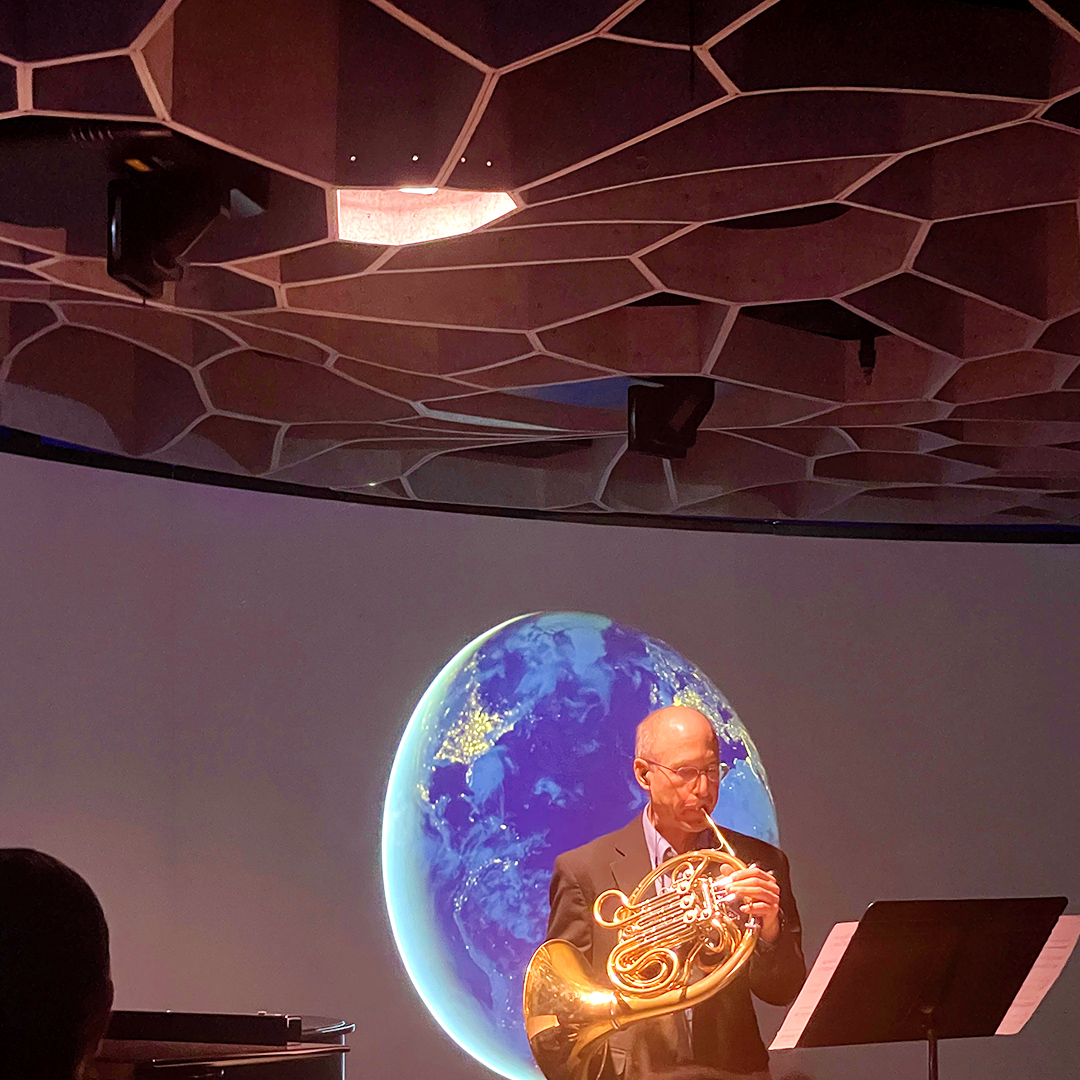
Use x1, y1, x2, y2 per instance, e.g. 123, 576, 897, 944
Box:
769, 921, 859, 1051
995, 913, 1080, 1035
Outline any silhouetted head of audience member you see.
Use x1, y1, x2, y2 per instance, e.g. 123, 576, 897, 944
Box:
0, 849, 113, 1080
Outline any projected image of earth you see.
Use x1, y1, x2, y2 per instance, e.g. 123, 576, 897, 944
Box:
382, 612, 777, 1080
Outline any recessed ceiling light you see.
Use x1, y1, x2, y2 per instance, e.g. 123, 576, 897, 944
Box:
336, 187, 516, 245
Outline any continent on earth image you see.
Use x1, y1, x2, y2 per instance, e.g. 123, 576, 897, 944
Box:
382, 612, 778, 1080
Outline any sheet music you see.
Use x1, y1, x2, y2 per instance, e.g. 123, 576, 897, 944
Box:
995, 913, 1080, 1035
769, 921, 859, 1050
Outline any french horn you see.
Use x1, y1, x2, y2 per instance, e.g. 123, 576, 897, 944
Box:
523, 814, 759, 1080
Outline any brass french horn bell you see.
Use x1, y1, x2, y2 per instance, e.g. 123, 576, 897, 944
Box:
523, 815, 759, 1080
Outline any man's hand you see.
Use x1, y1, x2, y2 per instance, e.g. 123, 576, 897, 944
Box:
726, 864, 782, 943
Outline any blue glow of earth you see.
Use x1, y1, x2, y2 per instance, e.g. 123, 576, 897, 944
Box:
382, 612, 777, 1080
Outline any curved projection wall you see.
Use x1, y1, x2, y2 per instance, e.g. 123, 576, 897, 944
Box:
0, 451, 1076, 1080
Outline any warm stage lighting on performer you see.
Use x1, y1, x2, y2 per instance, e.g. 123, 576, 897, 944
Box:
335, 187, 516, 246
382, 612, 777, 1080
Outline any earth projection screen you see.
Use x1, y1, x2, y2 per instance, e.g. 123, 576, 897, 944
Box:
381, 611, 779, 1080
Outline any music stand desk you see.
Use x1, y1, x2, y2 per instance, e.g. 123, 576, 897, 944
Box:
773, 897, 1070, 1080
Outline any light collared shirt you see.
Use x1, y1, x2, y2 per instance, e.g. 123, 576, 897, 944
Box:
638, 807, 775, 1080
642, 805, 709, 893
642, 805, 711, 1045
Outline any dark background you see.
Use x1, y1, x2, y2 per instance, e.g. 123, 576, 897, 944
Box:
0, 452, 1076, 1080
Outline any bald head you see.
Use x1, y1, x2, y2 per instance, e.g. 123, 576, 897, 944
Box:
635, 706, 718, 761
633, 707, 721, 851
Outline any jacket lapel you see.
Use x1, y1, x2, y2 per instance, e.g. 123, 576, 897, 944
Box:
608, 815, 652, 896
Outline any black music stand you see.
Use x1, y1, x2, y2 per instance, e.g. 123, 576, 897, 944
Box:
782, 897, 1068, 1080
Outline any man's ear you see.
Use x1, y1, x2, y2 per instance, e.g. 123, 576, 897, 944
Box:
77, 978, 114, 1078
632, 757, 650, 791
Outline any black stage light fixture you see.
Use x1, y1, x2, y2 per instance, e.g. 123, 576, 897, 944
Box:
107, 169, 224, 299
107, 146, 266, 299
627, 376, 715, 459
0, 118, 269, 300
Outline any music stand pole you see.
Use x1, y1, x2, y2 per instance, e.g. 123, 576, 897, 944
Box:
922, 1006, 938, 1080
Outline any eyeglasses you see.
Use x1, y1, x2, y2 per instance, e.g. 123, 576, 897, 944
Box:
641, 758, 730, 786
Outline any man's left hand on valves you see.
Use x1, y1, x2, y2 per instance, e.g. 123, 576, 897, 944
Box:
726, 865, 782, 943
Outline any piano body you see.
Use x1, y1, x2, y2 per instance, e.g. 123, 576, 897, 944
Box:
88, 1011, 352, 1080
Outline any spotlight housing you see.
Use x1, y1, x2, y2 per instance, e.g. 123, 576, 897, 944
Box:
627, 377, 715, 459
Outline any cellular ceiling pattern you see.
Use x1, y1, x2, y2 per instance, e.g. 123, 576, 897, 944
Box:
3, 0, 1080, 526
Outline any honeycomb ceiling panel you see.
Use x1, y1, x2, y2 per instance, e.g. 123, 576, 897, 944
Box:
460, 354, 614, 388
937, 441, 1080, 477
407, 438, 622, 509
949, 392, 1080, 422
0, 300, 55, 353
286, 261, 651, 329
388, 1, 621, 68
183, 172, 330, 264
0, 0, 165, 62
796, 400, 954, 427
200, 351, 415, 423
169, 0, 341, 182
671, 431, 808, 505
1037, 310, 1080, 354
205, 317, 327, 366
61, 302, 236, 366
449, 38, 720, 191
246, 313, 531, 374
841, 427, 953, 454
700, 384, 832, 428
278, 243, 386, 284
33, 56, 152, 116
334, 355, 479, 402
710, 315, 851, 401
814, 450, 990, 486
603, 451, 675, 514
508, 158, 888, 227
612, 0, 764, 46
524, 92, 1032, 203
921, 419, 1080, 447
174, 267, 278, 313
334, 1, 486, 189
643, 208, 920, 304
540, 300, 729, 374
276, 423, 475, 470
817, 486, 1028, 525
270, 441, 456, 489
845, 274, 1037, 358
710, 0, 1080, 99
156, 414, 281, 475
424, 389, 626, 432
849, 123, 1080, 220
936, 352, 1079, 404
383, 223, 677, 270
0, 63, 15, 113
913, 204, 1080, 320
5, 325, 204, 455
1, 0, 1079, 530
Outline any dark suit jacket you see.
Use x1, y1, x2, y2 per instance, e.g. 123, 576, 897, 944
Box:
547, 816, 805, 1079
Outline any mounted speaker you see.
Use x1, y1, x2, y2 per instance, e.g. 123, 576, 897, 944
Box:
627, 376, 715, 459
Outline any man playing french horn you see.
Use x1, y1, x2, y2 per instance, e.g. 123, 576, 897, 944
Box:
540, 706, 805, 1080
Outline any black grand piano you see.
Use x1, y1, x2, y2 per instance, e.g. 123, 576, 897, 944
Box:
89, 1011, 353, 1079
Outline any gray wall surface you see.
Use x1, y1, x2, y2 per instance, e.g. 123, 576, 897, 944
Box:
0, 453, 1077, 1080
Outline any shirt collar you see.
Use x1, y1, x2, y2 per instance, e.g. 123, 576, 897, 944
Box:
641, 805, 709, 869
